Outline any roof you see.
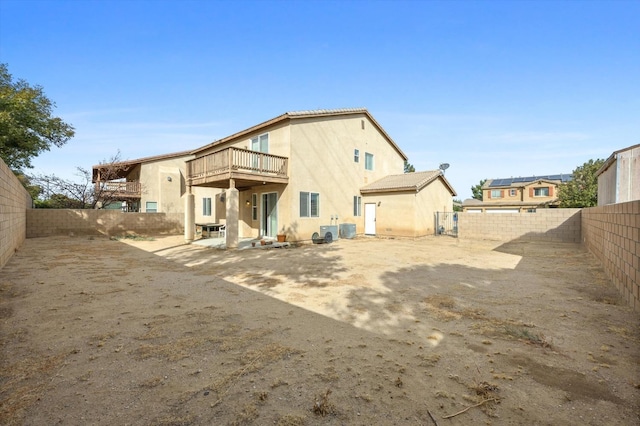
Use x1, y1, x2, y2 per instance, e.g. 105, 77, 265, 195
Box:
92, 149, 193, 170
484, 174, 573, 189
360, 170, 457, 196
92, 149, 193, 182
596, 143, 640, 177
191, 108, 408, 160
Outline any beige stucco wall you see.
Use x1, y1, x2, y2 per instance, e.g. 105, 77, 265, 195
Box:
139, 156, 190, 213
279, 114, 405, 241
362, 178, 454, 238
0, 158, 32, 268
582, 201, 639, 312
458, 209, 582, 242
27, 209, 184, 237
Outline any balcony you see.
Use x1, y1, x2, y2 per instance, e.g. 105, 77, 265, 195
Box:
94, 181, 142, 199
187, 147, 288, 189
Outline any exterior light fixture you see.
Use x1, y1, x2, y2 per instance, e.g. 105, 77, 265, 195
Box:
166, 176, 172, 182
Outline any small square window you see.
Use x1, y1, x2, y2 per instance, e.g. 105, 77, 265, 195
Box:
510, 189, 517, 197
146, 201, 158, 213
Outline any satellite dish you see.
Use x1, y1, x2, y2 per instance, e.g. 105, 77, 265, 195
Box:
439, 163, 450, 174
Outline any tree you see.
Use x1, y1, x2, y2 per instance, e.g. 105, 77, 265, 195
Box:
471, 179, 486, 200
30, 151, 134, 209
453, 198, 463, 212
0, 63, 75, 170
404, 160, 415, 173
558, 158, 604, 208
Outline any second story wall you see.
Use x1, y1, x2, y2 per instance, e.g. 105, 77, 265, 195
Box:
140, 156, 190, 213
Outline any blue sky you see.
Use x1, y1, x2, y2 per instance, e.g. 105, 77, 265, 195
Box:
1, 0, 638, 199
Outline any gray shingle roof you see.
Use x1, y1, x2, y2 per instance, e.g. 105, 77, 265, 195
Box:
361, 170, 456, 195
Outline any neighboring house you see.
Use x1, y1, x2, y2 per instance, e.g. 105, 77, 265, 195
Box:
596, 144, 640, 206
360, 170, 456, 237
92, 150, 219, 221
462, 174, 572, 213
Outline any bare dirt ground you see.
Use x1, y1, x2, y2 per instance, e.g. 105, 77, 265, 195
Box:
1, 235, 639, 425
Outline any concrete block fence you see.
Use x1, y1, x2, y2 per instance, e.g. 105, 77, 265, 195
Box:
26, 209, 184, 238
457, 209, 582, 243
582, 201, 640, 312
0, 158, 33, 268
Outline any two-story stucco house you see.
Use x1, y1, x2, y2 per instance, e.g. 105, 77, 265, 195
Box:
94, 108, 457, 246
463, 174, 572, 213
183, 108, 456, 246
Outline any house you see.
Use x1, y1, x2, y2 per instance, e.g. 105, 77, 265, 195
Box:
596, 144, 640, 205
462, 174, 572, 213
92, 150, 219, 218
360, 170, 456, 237
94, 108, 457, 246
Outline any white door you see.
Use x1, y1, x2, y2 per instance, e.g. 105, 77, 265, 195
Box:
364, 203, 376, 235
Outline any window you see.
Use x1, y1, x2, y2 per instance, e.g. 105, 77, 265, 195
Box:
490, 190, 502, 198
251, 193, 258, 221
510, 189, 517, 197
145, 201, 158, 213
300, 191, 320, 217
202, 197, 212, 216
365, 152, 374, 170
353, 196, 362, 216
354, 149, 360, 163
534, 187, 549, 197
251, 133, 269, 153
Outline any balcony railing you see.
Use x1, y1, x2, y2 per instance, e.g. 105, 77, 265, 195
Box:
95, 181, 141, 198
187, 147, 288, 187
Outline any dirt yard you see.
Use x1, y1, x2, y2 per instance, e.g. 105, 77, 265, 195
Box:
1, 235, 638, 425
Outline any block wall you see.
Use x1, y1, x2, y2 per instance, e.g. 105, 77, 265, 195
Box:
458, 209, 582, 242
0, 158, 32, 268
26, 210, 184, 238
582, 201, 640, 312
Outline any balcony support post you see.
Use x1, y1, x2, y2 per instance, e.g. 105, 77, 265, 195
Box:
184, 185, 195, 242
225, 179, 239, 249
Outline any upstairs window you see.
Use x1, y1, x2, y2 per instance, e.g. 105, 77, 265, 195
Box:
534, 187, 550, 197
365, 152, 374, 171
510, 189, 517, 197
354, 149, 360, 163
251, 133, 269, 153
490, 190, 502, 198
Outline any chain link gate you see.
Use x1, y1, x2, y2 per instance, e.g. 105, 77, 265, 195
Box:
435, 211, 458, 237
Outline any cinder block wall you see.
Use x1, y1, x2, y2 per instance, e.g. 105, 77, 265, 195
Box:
458, 209, 582, 242
0, 158, 32, 268
26, 210, 184, 238
582, 201, 640, 311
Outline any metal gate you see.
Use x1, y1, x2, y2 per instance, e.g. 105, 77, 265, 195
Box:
435, 211, 458, 237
